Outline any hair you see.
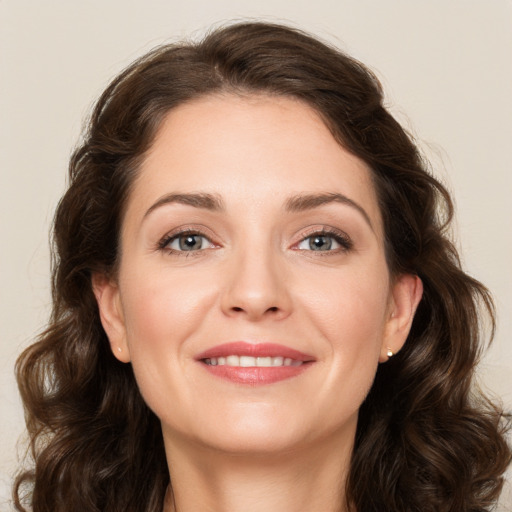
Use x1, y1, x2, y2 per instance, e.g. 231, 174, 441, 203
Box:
14, 21, 510, 512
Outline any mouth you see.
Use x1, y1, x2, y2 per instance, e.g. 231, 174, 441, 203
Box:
204, 355, 304, 367
196, 342, 315, 385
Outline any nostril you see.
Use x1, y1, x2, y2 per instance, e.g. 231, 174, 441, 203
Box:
230, 306, 279, 314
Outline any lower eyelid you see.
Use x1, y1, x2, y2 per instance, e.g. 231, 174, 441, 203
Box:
294, 229, 353, 251
170, 234, 209, 250
157, 228, 352, 254
158, 230, 214, 251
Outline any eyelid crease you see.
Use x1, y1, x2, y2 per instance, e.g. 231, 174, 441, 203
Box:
157, 226, 219, 254
292, 226, 354, 252
156, 224, 353, 257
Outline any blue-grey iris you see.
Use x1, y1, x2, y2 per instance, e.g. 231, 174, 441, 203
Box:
180, 234, 203, 251
310, 235, 332, 251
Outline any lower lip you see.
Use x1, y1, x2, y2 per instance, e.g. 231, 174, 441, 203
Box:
201, 363, 312, 385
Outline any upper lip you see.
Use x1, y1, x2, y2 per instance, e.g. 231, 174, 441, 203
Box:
195, 342, 315, 362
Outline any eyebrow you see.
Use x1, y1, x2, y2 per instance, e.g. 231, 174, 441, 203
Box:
285, 192, 374, 231
142, 191, 373, 231
143, 192, 225, 220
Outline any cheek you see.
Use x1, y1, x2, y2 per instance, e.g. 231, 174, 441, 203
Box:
120, 266, 213, 348
303, 262, 390, 346
300, 261, 390, 397
118, 267, 216, 404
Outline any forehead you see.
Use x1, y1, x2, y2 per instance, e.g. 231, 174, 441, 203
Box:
126, 94, 383, 233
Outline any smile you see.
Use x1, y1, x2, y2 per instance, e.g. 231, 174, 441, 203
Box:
196, 342, 315, 385
204, 356, 303, 367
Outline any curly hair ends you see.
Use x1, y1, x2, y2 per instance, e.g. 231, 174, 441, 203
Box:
14, 22, 511, 512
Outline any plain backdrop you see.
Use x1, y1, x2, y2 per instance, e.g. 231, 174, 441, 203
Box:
1, 1, 511, 510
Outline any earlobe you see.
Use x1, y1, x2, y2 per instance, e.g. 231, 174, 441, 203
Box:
91, 273, 131, 363
379, 274, 423, 363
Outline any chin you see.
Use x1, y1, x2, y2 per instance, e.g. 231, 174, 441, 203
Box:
198, 428, 307, 456
166, 403, 357, 458
162, 404, 310, 455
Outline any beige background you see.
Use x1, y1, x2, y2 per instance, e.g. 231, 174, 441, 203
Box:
1, 1, 511, 510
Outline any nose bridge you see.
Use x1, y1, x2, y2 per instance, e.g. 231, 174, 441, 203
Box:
221, 232, 290, 320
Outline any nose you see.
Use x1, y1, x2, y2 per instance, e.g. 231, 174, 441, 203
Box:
220, 245, 292, 322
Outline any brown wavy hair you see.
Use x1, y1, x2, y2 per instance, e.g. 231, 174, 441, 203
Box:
14, 22, 511, 512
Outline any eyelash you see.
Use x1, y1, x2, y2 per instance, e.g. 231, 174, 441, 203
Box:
157, 228, 215, 257
293, 227, 353, 254
157, 227, 353, 256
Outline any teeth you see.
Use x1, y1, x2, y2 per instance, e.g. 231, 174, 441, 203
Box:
205, 355, 303, 367
239, 356, 254, 367
226, 355, 239, 366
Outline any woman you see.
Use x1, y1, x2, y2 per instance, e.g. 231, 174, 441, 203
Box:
14, 22, 510, 512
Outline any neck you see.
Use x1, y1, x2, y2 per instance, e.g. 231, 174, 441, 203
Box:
162, 431, 354, 512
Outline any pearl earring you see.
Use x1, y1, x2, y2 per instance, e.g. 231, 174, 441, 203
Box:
386, 348, 394, 358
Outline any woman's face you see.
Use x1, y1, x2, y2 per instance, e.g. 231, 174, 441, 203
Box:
95, 94, 421, 455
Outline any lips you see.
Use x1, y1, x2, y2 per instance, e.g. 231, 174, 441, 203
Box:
196, 342, 315, 385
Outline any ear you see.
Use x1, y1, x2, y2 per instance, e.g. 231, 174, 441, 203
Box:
91, 273, 131, 363
379, 273, 423, 363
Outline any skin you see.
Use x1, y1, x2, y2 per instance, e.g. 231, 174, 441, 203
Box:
94, 94, 422, 512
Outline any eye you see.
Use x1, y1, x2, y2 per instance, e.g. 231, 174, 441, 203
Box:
160, 231, 214, 253
296, 230, 352, 252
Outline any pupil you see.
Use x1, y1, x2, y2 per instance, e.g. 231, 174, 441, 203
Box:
180, 235, 201, 251
310, 235, 332, 251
